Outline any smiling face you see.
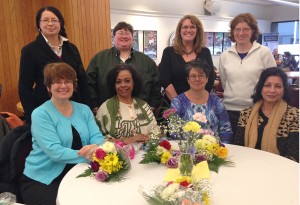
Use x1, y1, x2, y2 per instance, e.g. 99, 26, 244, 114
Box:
115, 70, 134, 100
187, 68, 208, 91
180, 18, 197, 43
261, 76, 284, 105
233, 22, 252, 45
48, 78, 74, 101
39, 10, 61, 38
114, 29, 133, 51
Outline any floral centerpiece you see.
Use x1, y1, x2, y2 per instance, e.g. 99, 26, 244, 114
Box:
139, 138, 179, 168
140, 108, 233, 173
77, 141, 132, 182
142, 176, 212, 205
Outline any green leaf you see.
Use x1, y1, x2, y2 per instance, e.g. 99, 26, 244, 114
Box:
76, 167, 94, 178
208, 157, 234, 173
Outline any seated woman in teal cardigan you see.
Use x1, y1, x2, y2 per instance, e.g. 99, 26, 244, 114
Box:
20, 63, 104, 205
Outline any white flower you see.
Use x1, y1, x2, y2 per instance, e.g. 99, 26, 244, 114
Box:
192, 112, 207, 123
160, 183, 179, 201
99, 141, 116, 153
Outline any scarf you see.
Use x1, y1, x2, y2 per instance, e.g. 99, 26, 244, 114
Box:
244, 99, 287, 155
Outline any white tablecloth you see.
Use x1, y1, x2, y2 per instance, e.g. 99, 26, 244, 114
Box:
57, 144, 299, 205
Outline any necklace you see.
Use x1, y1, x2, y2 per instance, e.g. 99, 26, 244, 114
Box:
184, 50, 194, 57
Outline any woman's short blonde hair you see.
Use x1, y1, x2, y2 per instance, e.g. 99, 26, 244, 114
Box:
173, 14, 205, 55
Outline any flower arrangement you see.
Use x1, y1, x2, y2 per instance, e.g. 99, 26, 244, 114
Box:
77, 141, 132, 182
143, 177, 212, 205
141, 108, 233, 173
139, 138, 180, 168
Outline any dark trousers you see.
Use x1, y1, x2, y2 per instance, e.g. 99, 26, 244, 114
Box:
227, 110, 241, 142
20, 174, 64, 205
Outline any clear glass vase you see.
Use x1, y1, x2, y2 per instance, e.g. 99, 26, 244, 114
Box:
179, 153, 193, 176
178, 141, 194, 176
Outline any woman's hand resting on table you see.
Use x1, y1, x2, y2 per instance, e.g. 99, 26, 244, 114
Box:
123, 134, 149, 144
78, 144, 99, 161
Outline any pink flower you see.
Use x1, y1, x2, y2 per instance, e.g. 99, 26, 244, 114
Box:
114, 140, 125, 148
166, 157, 178, 168
95, 171, 108, 182
162, 108, 177, 119
123, 145, 135, 159
95, 148, 106, 160
192, 113, 207, 123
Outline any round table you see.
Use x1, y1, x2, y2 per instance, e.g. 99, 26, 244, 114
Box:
56, 144, 299, 205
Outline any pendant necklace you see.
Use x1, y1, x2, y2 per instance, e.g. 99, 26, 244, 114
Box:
184, 50, 194, 57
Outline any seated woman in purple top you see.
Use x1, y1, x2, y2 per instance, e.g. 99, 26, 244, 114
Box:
171, 60, 233, 143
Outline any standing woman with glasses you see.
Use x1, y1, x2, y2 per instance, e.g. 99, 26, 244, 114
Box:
219, 13, 276, 140
171, 60, 232, 143
159, 14, 215, 103
18, 6, 90, 124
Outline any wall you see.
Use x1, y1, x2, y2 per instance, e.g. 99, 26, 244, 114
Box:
110, 0, 299, 66
0, 0, 111, 114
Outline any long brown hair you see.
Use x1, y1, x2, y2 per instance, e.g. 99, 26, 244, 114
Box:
173, 14, 205, 55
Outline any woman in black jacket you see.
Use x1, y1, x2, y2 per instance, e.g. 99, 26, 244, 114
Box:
18, 6, 90, 123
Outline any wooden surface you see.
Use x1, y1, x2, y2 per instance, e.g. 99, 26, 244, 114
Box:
0, 0, 111, 114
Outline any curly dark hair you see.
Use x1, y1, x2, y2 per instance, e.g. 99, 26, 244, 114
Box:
106, 64, 142, 97
186, 59, 210, 79
252, 67, 291, 103
228, 13, 260, 43
36, 6, 67, 38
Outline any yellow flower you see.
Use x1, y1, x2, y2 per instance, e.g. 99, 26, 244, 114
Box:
183, 121, 201, 133
104, 153, 119, 166
216, 147, 228, 158
161, 151, 172, 164
175, 176, 192, 183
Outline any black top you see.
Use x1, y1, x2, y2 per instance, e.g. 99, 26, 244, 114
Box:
18, 33, 90, 123
159, 46, 215, 94
255, 109, 269, 149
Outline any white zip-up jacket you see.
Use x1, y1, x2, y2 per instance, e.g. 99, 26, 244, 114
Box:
219, 41, 277, 111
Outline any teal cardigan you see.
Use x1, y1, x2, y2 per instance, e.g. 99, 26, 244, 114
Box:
24, 100, 104, 185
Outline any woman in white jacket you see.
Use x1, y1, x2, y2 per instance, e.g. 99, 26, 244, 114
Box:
219, 13, 276, 140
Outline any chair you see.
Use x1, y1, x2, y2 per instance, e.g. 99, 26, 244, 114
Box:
289, 85, 299, 108
0, 125, 32, 203
214, 76, 224, 98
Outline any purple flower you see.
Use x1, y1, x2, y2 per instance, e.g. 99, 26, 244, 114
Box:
166, 157, 178, 168
194, 154, 207, 163
95, 171, 108, 182
90, 161, 100, 172
172, 150, 181, 157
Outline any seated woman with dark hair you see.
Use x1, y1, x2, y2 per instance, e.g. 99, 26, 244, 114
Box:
170, 60, 233, 143
234, 67, 299, 162
96, 64, 158, 144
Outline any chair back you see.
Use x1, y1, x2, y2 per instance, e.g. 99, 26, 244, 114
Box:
289, 85, 299, 108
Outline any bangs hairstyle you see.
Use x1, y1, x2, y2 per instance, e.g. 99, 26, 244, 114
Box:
106, 64, 142, 97
44, 63, 78, 90
186, 59, 210, 78
113, 22, 133, 36
173, 14, 205, 55
36, 6, 67, 38
252, 67, 291, 103
228, 12, 260, 43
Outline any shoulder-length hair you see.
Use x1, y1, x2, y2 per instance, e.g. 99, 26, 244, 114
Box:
106, 64, 142, 97
228, 13, 260, 43
173, 15, 204, 55
252, 67, 291, 103
36, 6, 67, 38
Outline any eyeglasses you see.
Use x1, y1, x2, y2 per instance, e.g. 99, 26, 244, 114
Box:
234, 28, 251, 33
52, 80, 73, 86
115, 31, 132, 36
181, 25, 197, 30
40, 19, 60, 25
189, 74, 206, 80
